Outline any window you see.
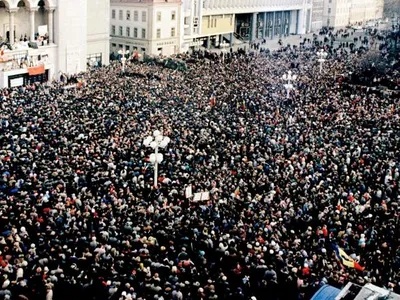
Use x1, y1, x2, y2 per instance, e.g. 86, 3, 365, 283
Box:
214, 18, 217, 27
171, 11, 176, 21
157, 29, 161, 38
111, 43, 116, 48
141, 28, 146, 39
328, 8, 331, 13
134, 11, 138, 21
141, 47, 146, 52
126, 45, 130, 51
119, 26, 123, 36
134, 28, 138, 38
111, 25, 116, 35
126, 27, 130, 37
112, 9, 116, 19
87, 53, 102, 68
157, 12, 161, 22
142, 11, 147, 22
119, 44, 123, 49
127, 10, 131, 20
171, 27, 175, 37
119, 10, 123, 20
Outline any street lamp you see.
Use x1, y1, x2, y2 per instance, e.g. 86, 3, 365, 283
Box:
220, 41, 229, 63
118, 49, 130, 73
143, 130, 171, 188
282, 70, 297, 99
317, 49, 328, 74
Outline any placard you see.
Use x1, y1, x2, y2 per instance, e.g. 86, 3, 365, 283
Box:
10, 77, 24, 87
38, 25, 48, 36
192, 192, 210, 202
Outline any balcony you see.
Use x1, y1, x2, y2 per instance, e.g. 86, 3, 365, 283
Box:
1, 42, 56, 72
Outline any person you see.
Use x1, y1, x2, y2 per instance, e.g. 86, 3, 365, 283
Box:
0, 27, 398, 300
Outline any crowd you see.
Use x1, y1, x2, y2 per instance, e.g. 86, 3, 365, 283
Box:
0, 29, 399, 300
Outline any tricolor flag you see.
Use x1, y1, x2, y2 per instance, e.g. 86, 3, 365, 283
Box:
337, 199, 342, 211
332, 245, 365, 271
210, 94, 216, 107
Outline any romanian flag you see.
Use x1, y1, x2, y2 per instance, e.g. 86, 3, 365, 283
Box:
337, 199, 342, 211
333, 245, 365, 271
210, 94, 216, 107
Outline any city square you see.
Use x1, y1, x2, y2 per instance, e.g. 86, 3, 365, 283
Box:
0, 1, 399, 300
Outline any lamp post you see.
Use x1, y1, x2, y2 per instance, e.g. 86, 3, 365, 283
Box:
220, 41, 229, 63
118, 49, 130, 73
317, 49, 328, 74
143, 130, 171, 188
282, 70, 297, 99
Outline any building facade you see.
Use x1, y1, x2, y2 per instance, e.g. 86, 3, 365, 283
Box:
311, 0, 324, 31
322, 0, 383, 28
349, 0, 379, 24
323, 0, 351, 28
0, 0, 110, 88
110, 0, 181, 57
181, 0, 313, 52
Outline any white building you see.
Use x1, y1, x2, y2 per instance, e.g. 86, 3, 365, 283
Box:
181, 0, 313, 52
350, 0, 384, 24
110, 0, 181, 57
322, 0, 384, 28
323, 0, 351, 28
311, 0, 324, 31
0, 0, 110, 89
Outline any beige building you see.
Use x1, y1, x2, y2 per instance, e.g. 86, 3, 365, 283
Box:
110, 0, 181, 56
0, 0, 110, 88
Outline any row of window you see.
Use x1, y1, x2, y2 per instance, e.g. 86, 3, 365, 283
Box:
156, 28, 176, 38
112, 25, 147, 39
112, 9, 176, 22
111, 25, 176, 39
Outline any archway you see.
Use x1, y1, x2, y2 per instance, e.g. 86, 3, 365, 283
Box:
0, 0, 9, 9
15, 0, 32, 42
34, 0, 53, 9
0, 1, 11, 42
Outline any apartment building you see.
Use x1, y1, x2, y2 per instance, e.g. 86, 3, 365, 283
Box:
311, 0, 324, 31
322, 0, 383, 28
110, 0, 181, 56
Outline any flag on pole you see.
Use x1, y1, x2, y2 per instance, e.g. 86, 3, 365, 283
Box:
210, 94, 216, 107
332, 244, 365, 271
337, 199, 342, 211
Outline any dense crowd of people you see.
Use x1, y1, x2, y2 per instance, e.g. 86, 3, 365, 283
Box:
0, 28, 399, 300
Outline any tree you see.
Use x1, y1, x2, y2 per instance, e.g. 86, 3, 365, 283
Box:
384, 0, 400, 19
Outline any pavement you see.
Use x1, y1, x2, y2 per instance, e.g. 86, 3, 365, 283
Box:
203, 28, 381, 54
205, 32, 316, 53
